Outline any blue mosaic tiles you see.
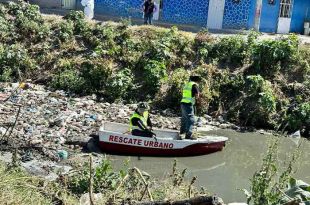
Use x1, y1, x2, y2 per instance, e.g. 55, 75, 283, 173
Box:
95, 0, 143, 18
222, 0, 251, 29
94, 0, 255, 29
161, 0, 209, 26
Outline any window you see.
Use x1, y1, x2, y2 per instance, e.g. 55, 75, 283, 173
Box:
279, 0, 293, 18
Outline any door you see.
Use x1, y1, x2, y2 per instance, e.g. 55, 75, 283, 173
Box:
207, 0, 225, 29
277, 0, 293, 34
62, 0, 76, 9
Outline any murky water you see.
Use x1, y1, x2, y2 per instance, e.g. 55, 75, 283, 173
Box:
107, 129, 310, 202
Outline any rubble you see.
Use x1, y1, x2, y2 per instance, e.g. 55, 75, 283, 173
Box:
0, 82, 234, 175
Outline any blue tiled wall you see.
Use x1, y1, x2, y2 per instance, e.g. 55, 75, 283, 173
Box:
95, 0, 142, 18
290, 0, 310, 33
259, 0, 280, 33
222, 0, 252, 29
160, 0, 209, 26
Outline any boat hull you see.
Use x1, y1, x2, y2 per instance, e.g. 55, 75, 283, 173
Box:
99, 141, 225, 156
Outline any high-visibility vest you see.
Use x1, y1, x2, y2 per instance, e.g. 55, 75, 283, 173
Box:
129, 111, 149, 131
181, 81, 197, 104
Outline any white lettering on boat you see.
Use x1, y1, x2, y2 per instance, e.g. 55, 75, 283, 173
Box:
108, 135, 174, 149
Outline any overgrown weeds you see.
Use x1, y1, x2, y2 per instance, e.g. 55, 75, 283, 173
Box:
244, 138, 303, 205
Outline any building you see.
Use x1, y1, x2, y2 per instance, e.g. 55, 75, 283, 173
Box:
94, 0, 310, 34
1, 0, 309, 34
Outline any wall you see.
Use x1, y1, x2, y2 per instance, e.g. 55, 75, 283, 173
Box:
95, 0, 142, 19
247, 0, 257, 29
160, 0, 209, 26
222, 0, 252, 29
259, 0, 280, 33
30, 0, 62, 8
290, 0, 310, 33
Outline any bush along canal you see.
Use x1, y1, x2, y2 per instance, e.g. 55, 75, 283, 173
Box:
0, 1, 309, 204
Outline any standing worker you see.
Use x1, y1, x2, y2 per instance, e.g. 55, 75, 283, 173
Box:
142, 0, 157, 25
129, 102, 155, 138
180, 75, 201, 140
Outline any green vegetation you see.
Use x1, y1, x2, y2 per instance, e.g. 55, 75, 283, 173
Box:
244, 138, 304, 205
0, 157, 206, 205
0, 2, 309, 136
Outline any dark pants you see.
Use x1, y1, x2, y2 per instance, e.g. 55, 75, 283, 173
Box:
132, 129, 153, 138
144, 13, 153, 25
180, 103, 195, 138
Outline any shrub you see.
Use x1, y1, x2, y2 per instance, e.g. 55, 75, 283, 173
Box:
0, 43, 36, 81
80, 59, 113, 94
137, 60, 167, 99
50, 59, 85, 93
68, 158, 127, 195
0, 16, 11, 42
244, 139, 300, 205
238, 75, 277, 127
56, 21, 74, 42
159, 68, 189, 109
285, 102, 310, 134
145, 27, 193, 67
194, 29, 215, 63
51, 69, 85, 93
251, 35, 299, 76
210, 35, 248, 68
64, 10, 85, 21
105, 68, 135, 102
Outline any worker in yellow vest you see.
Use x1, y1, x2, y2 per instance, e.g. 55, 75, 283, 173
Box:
180, 75, 201, 140
129, 102, 155, 138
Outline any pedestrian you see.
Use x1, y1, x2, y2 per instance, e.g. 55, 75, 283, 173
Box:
129, 102, 156, 138
142, 0, 156, 25
180, 75, 201, 140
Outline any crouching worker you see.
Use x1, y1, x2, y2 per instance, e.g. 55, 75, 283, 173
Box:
129, 102, 156, 138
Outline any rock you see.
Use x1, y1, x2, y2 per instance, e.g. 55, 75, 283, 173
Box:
204, 114, 212, 121
80, 193, 103, 205
217, 116, 225, 123
219, 123, 231, 129
66, 136, 92, 146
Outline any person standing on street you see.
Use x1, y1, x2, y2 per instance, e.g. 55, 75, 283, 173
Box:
180, 75, 201, 140
142, 0, 156, 25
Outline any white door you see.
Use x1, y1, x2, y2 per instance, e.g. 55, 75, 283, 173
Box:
277, 0, 293, 34
62, 0, 76, 9
153, 0, 161, 20
207, 0, 225, 29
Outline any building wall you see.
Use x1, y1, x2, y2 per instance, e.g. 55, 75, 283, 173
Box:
161, 0, 209, 26
290, 0, 310, 33
222, 0, 252, 29
94, 0, 142, 19
30, 0, 62, 8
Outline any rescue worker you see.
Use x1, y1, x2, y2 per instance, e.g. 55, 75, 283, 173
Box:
129, 102, 155, 138
180, 75, 201, 140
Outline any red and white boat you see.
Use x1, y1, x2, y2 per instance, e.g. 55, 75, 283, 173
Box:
99, 122, 228, 156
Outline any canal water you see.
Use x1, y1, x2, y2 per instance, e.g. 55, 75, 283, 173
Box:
108, 129, 310, 202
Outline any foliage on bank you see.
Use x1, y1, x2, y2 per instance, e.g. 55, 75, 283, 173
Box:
0, 2, 309, 136
0, 157, 206, 205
